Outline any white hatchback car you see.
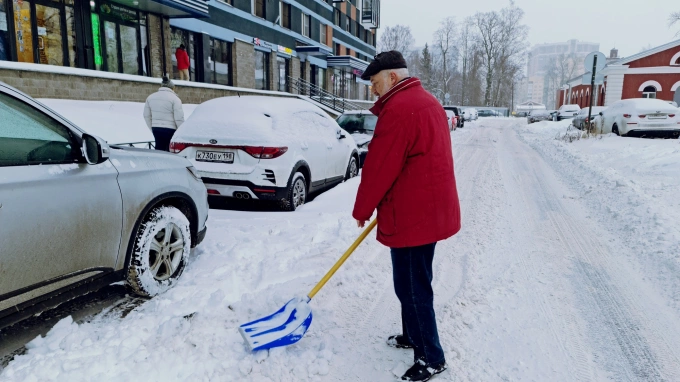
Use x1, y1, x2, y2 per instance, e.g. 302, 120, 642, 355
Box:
556, 104, 581, 120
170, 96, 359, 211
600, 98, 680, 136
0, 83, 208, 329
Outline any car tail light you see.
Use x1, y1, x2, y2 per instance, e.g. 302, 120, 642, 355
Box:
638, 115, 646, 118
170, 142, 189, 153
623, 114, 631, 118
242, 146, 288, 159
669, 114, 676, 118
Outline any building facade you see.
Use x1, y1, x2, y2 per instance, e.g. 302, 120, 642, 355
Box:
0, 0, 379, 100
557, 41, 680, 109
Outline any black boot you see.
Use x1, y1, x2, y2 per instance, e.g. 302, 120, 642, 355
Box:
401, 359, 447, 381
387, 334, 413, 349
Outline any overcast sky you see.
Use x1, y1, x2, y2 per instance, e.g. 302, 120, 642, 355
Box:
381, 0, 679, 58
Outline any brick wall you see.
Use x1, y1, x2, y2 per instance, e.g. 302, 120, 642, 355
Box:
232, 39, 255, 88
0, 67, 296, 105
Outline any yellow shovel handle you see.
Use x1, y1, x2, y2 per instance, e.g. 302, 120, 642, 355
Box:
308, 219, 377, 299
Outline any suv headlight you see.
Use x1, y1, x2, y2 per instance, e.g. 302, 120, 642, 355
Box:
187, 166, 202, 181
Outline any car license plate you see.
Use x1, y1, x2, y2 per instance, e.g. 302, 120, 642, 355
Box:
648, 114, 667, 120
196, 151, 234, 163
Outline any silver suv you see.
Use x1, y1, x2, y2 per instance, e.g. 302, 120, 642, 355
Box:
0, 83, 208, 329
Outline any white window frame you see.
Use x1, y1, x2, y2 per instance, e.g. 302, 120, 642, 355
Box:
302, 13, 311, 38
320, 23, 327, 45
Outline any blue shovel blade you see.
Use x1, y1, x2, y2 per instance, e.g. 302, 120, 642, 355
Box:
239, 297, 313, 352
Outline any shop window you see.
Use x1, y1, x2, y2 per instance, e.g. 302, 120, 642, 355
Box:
12, 0, 34, 63
277, 56, 288, 92
171, 27, 197, 81
318, 67, 326, 90
254, 0, 265, 19
209, 38, 231, 86
280, 3, 290, 29
95, 2, 142, 75
255, 50, 270, 90
642, 86, 657, 99
301, 13, 310, 38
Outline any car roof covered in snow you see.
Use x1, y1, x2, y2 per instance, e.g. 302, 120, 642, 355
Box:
339, 110, 374, 115
614, 98, 679, 111
173, 96, 338, 145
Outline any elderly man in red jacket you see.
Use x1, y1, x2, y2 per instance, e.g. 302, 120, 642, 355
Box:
353, 51, 461, 382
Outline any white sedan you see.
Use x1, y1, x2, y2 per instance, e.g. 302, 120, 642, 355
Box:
600, 98, 680, 137
170, 96, 360, 211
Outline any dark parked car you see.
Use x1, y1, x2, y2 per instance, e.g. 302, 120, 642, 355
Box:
572, 106, 607, 130
478, 109, 498, 117
527, 110, 554, 124
336, 110, 378, 167
443, 106, 464, 128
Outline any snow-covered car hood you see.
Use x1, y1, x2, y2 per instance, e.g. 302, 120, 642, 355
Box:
351, 133, 373, 147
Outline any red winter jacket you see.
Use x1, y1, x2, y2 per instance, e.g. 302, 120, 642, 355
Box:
352, 77, 461, 248
175, 48, 190, 70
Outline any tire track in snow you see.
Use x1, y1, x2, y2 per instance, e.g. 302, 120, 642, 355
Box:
501, 124, 680, 381
495, 127, 597, 381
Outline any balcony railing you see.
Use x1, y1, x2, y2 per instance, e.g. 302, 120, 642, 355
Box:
288, 76, 367, 113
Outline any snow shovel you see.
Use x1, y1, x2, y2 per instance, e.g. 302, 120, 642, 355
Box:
239, 219, 377, 352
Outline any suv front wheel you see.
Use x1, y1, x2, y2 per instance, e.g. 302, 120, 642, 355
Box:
126, 206, 191, 297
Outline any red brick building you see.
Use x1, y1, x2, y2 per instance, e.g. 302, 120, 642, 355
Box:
557, 40, 680, 108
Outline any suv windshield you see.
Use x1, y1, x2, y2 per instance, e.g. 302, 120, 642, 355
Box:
336, 113, 378, 134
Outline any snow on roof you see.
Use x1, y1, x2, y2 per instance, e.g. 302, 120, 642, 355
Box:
173, 96, 338, 146
611, 39, 680, 66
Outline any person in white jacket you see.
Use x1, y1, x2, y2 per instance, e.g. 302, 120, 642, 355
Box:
143, 76, 185, 151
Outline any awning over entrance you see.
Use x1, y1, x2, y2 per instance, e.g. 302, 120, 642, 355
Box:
296, 46, 333, 57
326, 55, 369, 75
112, 0, 209, 18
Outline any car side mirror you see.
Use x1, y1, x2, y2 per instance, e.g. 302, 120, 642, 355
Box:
81, 133, 110, 165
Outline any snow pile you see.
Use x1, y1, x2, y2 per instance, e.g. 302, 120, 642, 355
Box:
37, 99, 197, 145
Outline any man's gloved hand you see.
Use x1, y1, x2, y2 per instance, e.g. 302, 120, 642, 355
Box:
356, 219, 366, 228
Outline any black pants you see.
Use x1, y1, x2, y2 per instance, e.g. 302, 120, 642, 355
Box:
391, 243, 445, 366
152, 127, 176, 152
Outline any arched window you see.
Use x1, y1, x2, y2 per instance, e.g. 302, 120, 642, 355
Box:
642, 86, 657, 99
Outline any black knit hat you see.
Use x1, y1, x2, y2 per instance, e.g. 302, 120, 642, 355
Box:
361, 50, 408, 81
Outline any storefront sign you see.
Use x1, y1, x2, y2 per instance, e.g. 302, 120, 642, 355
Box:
99, 2, 137, 23
90, 14, 103, 68
277, 45, 293, 55
0, 12, 8, 31
252, 37, 275, 51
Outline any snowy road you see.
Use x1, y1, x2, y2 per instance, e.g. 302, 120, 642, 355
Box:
2, 119, 680, 381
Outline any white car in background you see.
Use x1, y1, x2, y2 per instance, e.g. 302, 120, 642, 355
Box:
599, 98, 680, 137
170, 96, 360, 211
463, 108, 478, 121
445, 110, 456, 131
556, 104, 581, 121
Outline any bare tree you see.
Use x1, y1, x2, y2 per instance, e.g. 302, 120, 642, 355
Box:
669, 12, 680, 36
474, 11, 501, 106
433, 17, 457, 103
458, 17, 476, 105
378, 25, 415, 55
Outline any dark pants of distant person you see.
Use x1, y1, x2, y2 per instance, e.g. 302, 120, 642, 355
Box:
152, 127, 175, 151
391, 242, 446, 366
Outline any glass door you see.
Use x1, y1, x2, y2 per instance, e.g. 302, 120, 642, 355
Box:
119, 23, 137, 74
35, 4, 63, 66
102, 20, 117, 72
